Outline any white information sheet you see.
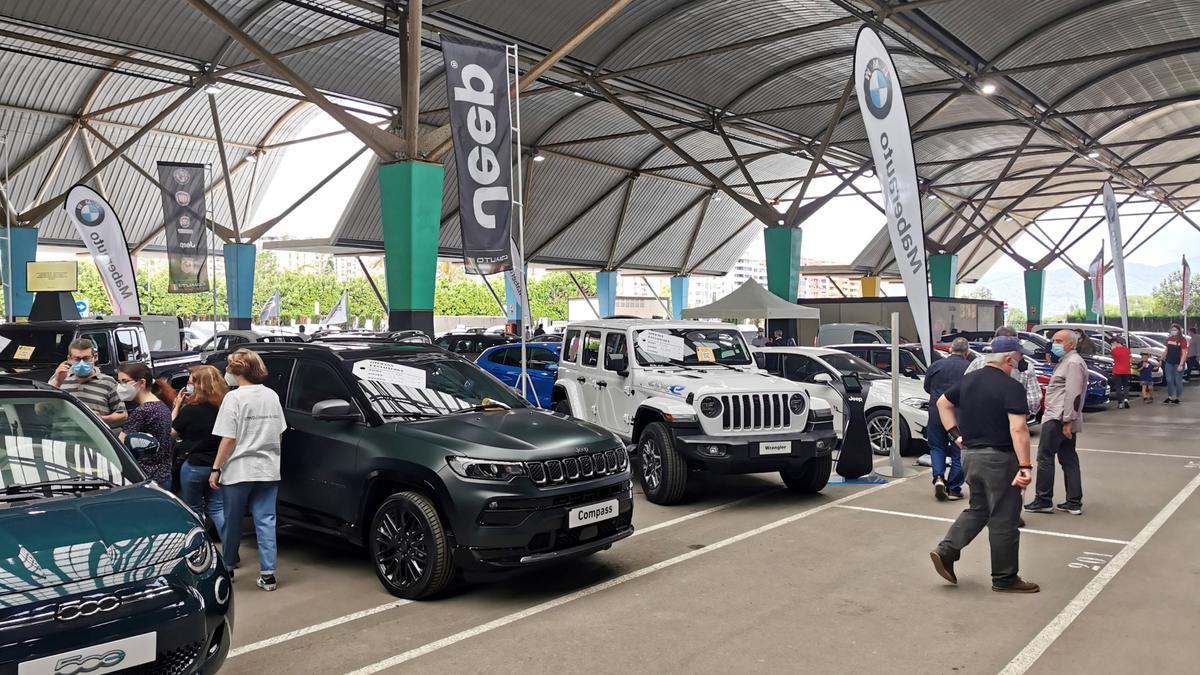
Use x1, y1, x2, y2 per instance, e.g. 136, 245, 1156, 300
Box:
636, 330, 690, 361
352, 359, 427, 389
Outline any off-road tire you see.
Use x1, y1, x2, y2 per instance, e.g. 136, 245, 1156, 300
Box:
369, 491, 453, 600
638, 421, 688, 505
781, 455, 832, 493
554, 397, 572, 416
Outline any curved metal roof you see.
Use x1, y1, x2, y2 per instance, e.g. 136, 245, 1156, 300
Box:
0, 0, 1197, 283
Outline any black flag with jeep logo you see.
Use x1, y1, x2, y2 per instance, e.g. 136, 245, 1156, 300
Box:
157, 161, 209, 293
442, 35, 513, 275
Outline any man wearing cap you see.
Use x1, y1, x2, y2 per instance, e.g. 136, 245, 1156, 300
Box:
1025, 329, 1090, 516
929, 335, 1038, 593
923, 337, 972, 501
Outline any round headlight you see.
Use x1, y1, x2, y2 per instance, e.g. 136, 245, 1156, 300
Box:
699, 396, 722, 418
184, 527, 214, 574
789, 393, 806, 415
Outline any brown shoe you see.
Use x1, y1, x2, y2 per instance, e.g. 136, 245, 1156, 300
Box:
930, 551, 957, 585
992, 578, 1039, 593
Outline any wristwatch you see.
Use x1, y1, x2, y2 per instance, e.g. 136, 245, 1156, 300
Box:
1019, 465, 1033, 470
210, 467, 222, 475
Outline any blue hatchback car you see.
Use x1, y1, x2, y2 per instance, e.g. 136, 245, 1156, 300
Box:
475, 342, 561, 408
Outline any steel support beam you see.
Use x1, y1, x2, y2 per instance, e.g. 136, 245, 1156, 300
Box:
357, 256, 387, 312
606, 176, 637, 270
679, 191, 714, 275
790, 77, 855, 212
568, 272, 600, 319
29, 121, 81, 207
402, 0, 422, 157
530, 176, 630, 258
207, 93, 242, 239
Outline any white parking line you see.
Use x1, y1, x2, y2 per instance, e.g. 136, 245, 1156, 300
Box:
834, 505, 1132, 545
1079, 447, 1200, 460
229, 600, 412, 658
632, 489, 783, 538
343, 475, 919, 675
1000, 469, 1200, 674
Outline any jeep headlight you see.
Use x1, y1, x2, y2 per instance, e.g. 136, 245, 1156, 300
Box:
447, 456, 528, 481
184, 527, 215, 575
788, 393, 806, 415
699, 396, 722, 418
901, 397, 928, 410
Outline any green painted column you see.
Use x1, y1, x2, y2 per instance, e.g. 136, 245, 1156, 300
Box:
378, 160, 444, 334
763, 227, 802, 302
929, 254, 958, 298
1024, 269, 1046, 329
1082, 277, 1099, 321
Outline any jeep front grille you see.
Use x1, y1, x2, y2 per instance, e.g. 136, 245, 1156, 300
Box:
718, 393, 791, 431
526, 448, 628, 486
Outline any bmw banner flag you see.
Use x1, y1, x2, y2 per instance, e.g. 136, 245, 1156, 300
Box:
1101, 182, 1128, 334
64, 184, 141, 315
259, 289, 281, 324
853, 26, 931, 364
442, 35, 513, 275
157, 162, 209, 293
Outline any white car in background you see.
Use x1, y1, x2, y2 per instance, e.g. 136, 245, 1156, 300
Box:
756, 346, 928, 456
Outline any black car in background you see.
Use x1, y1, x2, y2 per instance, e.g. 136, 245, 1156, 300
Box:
434, 333, 520, 360
211, 342, 633, 599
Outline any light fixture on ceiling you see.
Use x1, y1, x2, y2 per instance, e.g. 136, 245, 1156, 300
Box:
1145, 187, 1157, 196
926, 193, 937, 201
1005, 216, 1013, 222
979, 82, 996, 95
204, 83, 224, 95
244, 153, 258, 164
532, 150, 546, 162
711, 193, 721, 201
573, 90, 585, 97
776, 219, 785, 225
864, 168, 874, 178
1087, 150, 1101, 159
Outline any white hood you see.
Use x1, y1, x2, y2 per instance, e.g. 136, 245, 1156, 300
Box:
640, 367, 802, 398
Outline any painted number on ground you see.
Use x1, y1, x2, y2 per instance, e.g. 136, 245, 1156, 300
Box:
1067, 551, 1114, 572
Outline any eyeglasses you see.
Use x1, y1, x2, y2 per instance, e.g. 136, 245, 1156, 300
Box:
69, 355, 95, 363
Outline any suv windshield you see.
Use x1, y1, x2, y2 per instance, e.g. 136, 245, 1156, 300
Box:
0, 395, 138, 493
0, 327, 73, 365
876, 329, 893, 343
820, 353, 889, 380
352, 353, 527, 418
633, 328, 752, 366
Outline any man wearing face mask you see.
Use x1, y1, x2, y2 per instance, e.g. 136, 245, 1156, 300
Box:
964, 325, 1042, 416
929, 336, 1037, 593
1162, 323, 1187, 403
50, 338, 127, 428
1025, 330, 1089, 516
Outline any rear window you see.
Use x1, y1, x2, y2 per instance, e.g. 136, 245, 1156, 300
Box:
562, 329, 581, 363
582, 331, 601, 367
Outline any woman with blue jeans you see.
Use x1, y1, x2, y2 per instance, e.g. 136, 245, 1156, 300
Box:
172, 365, 227, 534
209, 349, 286, 592
1163, 323, 1188, 404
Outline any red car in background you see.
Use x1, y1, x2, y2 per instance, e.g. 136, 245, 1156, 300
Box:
932, 343, 1046, 420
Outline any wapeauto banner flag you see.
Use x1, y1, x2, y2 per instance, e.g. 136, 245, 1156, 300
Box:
853, 26, 931, 363
156, 161, 209, 293
505, 237, 533, 332
1089, 246, 1105, 318
442, 35, 513, 275
1102, 182, 1128, 333
63, 184, 141, 314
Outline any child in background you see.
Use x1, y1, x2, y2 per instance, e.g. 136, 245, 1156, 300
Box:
1139, 352, 1154, 403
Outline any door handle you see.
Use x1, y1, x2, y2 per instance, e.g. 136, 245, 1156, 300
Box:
596, 381, 607, 388
577, 377, 586, 383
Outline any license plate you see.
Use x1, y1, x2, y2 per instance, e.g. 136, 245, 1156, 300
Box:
759, 441, 792, 456
568, 499, 619, 528
19, 632, 156, 675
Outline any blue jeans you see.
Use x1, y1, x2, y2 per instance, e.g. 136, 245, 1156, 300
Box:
178, 461, 225, 535
1164, 364, 1184, 399
927, 423, 964, 492
220, 481, 279, 575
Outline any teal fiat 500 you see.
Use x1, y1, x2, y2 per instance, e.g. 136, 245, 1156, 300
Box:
0, 379, 231, 674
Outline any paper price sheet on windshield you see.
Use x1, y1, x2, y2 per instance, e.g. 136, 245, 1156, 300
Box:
353, 360, 472, 417
636, 331, 691, 361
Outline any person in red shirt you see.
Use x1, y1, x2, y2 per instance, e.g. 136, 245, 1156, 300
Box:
1109, 335, 1132, 409
1164, 323, 1188, 404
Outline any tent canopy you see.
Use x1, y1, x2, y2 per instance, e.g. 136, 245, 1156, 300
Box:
683, 279, 819, 321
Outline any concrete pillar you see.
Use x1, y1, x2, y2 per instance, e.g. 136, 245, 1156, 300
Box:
0, 227, 38, 318
670, 276, 689, 320
929, 254, 958, 298
1024, 269, 1046, 329
860, 276, 881, 298
596, 270, 617, 318
223, 242, 256, 330
378, 161, 444, 334
1082, 277, 1099, 321
763, 227, 802, 302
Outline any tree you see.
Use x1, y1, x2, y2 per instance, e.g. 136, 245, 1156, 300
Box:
1005, 307, 1026, 329
1150, 271, 1200, 317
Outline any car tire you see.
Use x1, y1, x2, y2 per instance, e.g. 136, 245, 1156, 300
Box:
369, 491, 453, 600
638, 421, 688, 505
864, 408, 912, 456
554, 397, 572, 416
781, 455, 831, 493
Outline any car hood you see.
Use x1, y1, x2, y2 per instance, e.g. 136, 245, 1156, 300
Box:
392, 408, 621, 461
638, 367, 799, 397
864, 376, 926, 404
0, 485, 199, 598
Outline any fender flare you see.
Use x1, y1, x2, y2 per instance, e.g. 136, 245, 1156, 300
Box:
552, 379, 587, 413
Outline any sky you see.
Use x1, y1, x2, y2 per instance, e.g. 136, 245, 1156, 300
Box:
251, 112, 1200, 310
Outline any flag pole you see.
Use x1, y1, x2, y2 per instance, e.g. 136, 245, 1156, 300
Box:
508, 43, 532, 405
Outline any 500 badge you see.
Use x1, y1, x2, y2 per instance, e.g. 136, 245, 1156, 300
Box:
53, 649, 125, 675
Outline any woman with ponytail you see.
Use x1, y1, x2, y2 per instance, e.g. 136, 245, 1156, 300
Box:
116, 362, 174, 488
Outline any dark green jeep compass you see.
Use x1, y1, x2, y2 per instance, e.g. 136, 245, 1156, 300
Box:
218, 342, 634, 599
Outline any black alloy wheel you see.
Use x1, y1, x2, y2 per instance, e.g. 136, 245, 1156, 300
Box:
369, 492, 452, 600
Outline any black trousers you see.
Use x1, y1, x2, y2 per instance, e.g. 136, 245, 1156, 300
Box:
1033, 419, 1082, 508
937, 447, 1022, 586
1112, 374, 1129, 402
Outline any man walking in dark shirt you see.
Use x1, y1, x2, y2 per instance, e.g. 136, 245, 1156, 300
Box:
924, 337, 972, 501
930, 336, 1039, 593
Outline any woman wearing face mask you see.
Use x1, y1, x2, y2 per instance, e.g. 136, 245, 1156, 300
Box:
116, 362, 174, 488
1163, 323, 1188, 404
173, 365, 228, 532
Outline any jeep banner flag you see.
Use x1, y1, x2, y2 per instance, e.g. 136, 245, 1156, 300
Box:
63, 184, 141, 314
156, 161, 209, 293
853, 26, 931, 363
1102, 182, 1128, 333
1089, 245, 1105, 318
442, 35, 513, 275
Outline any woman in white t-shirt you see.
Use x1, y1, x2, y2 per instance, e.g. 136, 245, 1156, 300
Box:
208, 349, 286, 592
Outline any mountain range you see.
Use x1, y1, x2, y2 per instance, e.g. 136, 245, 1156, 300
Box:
975, 261, 1178, 317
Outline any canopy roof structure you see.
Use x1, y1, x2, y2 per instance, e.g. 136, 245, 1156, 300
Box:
0, 1, 1198, 282
682, 278, 820, 320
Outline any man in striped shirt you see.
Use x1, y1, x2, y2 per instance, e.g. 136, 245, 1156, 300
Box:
50, 338, 127, 427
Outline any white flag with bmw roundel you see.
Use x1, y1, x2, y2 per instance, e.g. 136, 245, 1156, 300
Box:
63, 183, 141, 315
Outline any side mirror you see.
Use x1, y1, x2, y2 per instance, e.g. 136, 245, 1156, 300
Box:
124, 432, 160, 460
902, 367, 918, 378
812, 372, 833, 385
545, 362, 559, 372
312, 398, 359, 422
606, 353, 627, 373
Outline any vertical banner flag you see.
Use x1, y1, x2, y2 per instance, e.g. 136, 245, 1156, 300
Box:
442, 35, 513, 275
63, 184, 141, 314
1089, 245, 1105, 318
506, 238, 533, 332
323, 290, 348, 325
1183, 255, 1191, 313
259, 290, 281, 324
1102, 182, 1128, 333
156, 162, 209, 293
853, 27, 931, 364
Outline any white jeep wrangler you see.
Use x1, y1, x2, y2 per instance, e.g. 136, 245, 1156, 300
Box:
552, 319, 837, 504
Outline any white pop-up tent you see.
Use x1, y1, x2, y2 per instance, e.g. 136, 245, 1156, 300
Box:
682, 279, 820, 320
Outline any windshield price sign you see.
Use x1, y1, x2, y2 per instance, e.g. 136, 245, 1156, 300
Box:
695, 346, 715, 362
352, 360, 427, 389
636, 331, 690, 361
